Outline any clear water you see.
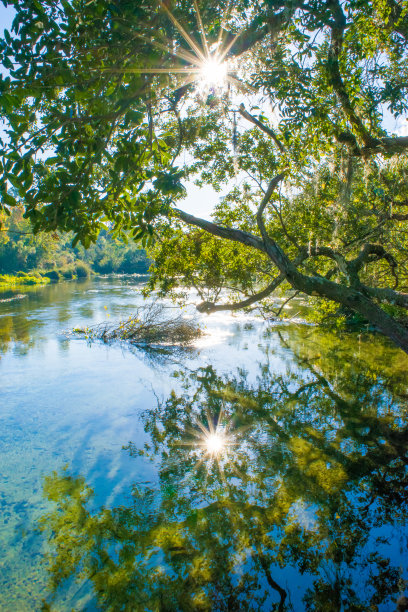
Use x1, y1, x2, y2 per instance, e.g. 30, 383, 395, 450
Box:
0, 277, 407, 610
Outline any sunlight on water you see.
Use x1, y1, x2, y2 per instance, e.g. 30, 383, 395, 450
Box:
205, 432, 226, 455
0, 276, 407, 610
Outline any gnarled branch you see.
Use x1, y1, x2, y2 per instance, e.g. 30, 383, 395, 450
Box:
196, 274, 285, 314
173, 208, 266, 253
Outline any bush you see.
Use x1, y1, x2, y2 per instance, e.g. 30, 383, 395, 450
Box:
59, 265, 76, 279
42, 270, 61, 282
0, 273, 50, 287
75, 262, 91, 278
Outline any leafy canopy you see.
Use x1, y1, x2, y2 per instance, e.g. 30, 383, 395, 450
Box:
1, 0, 408, 349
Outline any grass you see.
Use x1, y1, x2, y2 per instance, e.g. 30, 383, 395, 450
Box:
73, 302, 203, 346
0, 262, 92, 289
0, 273, 50, 289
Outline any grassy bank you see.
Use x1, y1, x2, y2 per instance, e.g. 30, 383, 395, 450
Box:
0, 263, 92, 290
0, 272, 50, 290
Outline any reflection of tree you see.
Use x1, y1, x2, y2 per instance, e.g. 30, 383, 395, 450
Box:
0, 312, 41, 355
0, 280, 93, 356
40, 351, 408, 610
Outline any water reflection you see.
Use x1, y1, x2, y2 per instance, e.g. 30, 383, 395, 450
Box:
0, 280, 94, 355
40, 348, 408, 610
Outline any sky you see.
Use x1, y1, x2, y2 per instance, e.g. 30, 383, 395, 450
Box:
0, 4, 13, 32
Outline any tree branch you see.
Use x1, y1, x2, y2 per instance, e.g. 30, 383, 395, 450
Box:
327, 2, 378, 149
174, 182, 408, 352
226, 3, 298, 58
196, 274, 286, 313
360, 285, 408, 310
238, 104, 286, 153
173, 208, 266, 253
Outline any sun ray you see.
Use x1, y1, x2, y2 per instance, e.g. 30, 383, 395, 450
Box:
192, 0, 210, 58
97, 3, 252, 98
216, 0, 234, 57
158, 1, 206, 62
100, 67, 201, 75
205, 407, 216, 435
194, 417, 213, 437
134, 31, 201, 66
227, 74, 256, 93
218, 31, 242, 63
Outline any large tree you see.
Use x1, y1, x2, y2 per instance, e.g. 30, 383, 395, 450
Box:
1, 0, 408, 350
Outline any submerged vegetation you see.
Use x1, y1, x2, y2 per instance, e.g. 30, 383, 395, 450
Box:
73, 302, 202, 346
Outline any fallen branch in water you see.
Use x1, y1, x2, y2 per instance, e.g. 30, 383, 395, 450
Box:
73, 302, 203, 346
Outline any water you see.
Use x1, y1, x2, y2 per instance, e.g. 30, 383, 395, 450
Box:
0, 277, 407, 610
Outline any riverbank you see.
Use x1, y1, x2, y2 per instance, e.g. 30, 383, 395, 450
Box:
0, 263, 92, 290
0, 272, 50, 290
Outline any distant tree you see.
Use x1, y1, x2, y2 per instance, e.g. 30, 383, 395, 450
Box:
1, 0, 408, 349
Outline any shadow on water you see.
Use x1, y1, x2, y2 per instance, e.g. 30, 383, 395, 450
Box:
39, 331, 408, 611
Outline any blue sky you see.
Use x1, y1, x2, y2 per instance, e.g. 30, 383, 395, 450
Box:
0, 4, 14, 32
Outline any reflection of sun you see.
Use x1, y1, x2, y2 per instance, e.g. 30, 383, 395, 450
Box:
205, 432, 226, 455
176, 403, 251, 488
193, 416, 234, 460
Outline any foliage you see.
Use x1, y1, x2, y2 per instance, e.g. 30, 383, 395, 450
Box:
0, 271, 49, 288
1, 0, 408, 349
0, 207, 150, 276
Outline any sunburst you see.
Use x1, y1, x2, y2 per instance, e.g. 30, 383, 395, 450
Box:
108, 1, 252, 97
175, 402, 253, 491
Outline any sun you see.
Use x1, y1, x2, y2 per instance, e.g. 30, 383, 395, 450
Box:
117, 1, 250, 97
199, 58, 228, 89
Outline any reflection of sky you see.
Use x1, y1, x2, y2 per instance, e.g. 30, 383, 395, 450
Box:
1, 277, 407, 609
0, 277, 295, 608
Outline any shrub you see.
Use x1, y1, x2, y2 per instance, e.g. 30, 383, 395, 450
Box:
0, 273, 50, 287
75, 262, 91, 278
42, 270, 61, 282
59, 265, 76, 279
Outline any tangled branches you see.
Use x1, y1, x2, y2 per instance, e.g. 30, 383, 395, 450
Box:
73, 302, 203, 346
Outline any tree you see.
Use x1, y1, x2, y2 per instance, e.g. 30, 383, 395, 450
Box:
1, 0, 408, 350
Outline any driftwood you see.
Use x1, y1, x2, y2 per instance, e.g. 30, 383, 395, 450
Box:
73, 302, 202, 346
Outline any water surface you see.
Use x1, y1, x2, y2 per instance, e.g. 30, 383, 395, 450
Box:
0, 277, 407, 610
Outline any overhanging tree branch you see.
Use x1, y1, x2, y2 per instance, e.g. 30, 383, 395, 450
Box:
238, 104, 286, 153
173, 208, 267, 253
196, 274, 285, 313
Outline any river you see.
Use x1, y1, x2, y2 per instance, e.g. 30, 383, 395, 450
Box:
0, 276, 407, 610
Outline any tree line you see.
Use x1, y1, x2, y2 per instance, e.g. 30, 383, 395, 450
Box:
0, 207, 150, 276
